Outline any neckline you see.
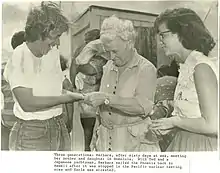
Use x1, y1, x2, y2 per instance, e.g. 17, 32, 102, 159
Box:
25, 42, 42, 60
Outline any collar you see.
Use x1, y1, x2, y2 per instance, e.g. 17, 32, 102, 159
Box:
183, 50, 203, 65
178, 50, 203, 72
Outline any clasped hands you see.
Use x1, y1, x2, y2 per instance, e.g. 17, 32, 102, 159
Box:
65, 90, 109, 107
66, 90, 180, 136
83, 92, 109, 107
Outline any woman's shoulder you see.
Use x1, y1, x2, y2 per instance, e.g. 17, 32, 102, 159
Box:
3, 43, 26, 81
190, 51, 218, 79
138, 55, 157, 73
13, 43, 24, 54
10, 43, 26, 63
190, 51, 217, 67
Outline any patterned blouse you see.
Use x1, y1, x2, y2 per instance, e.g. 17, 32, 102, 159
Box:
173, 50, 218, 118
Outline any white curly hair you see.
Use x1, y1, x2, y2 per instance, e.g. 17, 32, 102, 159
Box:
100, 15, 136, 47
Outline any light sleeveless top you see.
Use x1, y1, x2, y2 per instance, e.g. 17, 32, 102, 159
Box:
173, 50, 218, 118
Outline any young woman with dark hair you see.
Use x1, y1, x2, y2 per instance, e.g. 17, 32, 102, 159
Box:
151, 8, 218, 151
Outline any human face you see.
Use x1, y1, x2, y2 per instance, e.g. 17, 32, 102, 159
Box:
101, 35, 131, 67
40, 29, 62, 56
158, 23, 183, 58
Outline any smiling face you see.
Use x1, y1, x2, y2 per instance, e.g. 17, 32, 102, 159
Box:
101, 35, 132, 67
27, 29, 63, 58
158, 23, 183, 61
40, 29, 62, 56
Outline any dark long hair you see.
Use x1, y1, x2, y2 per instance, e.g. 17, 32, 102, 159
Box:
154, 8, 215, 56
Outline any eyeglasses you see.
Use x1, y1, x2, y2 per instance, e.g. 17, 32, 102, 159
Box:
158, 30, 172, 39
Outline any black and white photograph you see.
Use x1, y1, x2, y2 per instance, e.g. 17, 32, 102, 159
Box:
0, 0, 218, 155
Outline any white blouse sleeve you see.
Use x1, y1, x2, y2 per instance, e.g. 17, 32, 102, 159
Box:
4, 46, 32, 90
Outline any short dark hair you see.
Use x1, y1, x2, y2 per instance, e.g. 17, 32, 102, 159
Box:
11, 31, 25, 49
25, 1, 69, 42
154, 8, 215, 56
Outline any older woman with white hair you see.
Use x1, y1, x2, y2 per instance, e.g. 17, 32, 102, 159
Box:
84, 16, 160, 152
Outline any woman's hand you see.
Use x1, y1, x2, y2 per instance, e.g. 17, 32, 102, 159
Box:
65, 90, 85, 102
150, 116, 181, 131
84, 92, 108, 107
